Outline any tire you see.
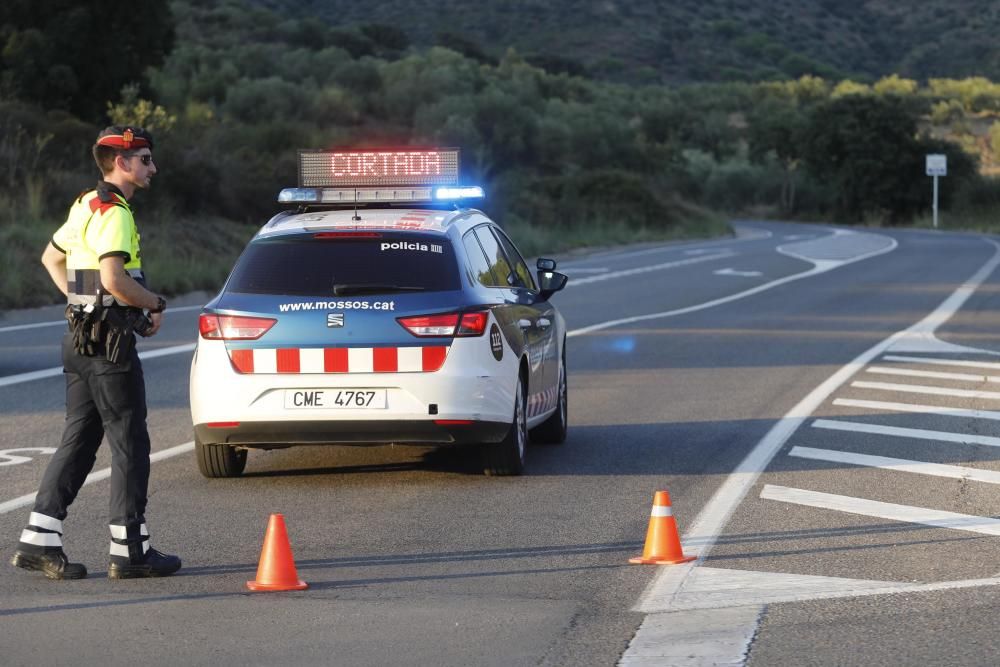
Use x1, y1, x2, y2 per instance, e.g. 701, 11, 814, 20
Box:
531, 349, 567, 444
195, 436, 247, 478
483, 374, 527, 476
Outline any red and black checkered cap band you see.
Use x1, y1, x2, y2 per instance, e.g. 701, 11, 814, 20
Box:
96, 129, 151, 150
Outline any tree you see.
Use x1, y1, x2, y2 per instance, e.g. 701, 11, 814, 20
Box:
802, 95, 928, 223
747, 98, 808, 212
0, 1, 175, 121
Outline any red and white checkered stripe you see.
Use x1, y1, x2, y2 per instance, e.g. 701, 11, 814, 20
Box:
227, 346, 449, 374
527, 385, 559, 417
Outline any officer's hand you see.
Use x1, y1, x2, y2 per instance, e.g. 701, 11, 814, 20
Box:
148, 311, 163, 336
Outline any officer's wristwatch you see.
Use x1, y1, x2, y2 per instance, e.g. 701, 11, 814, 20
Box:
150, 296, 167, 314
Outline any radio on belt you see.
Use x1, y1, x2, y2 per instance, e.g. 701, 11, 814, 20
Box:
278, 148, 485, 205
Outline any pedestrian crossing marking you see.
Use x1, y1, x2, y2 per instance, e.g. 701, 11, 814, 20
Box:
851, 380, 1000, 400
812, 418, 1000, 448
865, 365, 1000, 383
882, 354, 1000, 371
760, 485, 1000, 536
833, 398, 1000, 421
788, 446, 1000, 484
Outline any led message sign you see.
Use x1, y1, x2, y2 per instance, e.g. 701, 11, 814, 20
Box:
299, 149, 460, 187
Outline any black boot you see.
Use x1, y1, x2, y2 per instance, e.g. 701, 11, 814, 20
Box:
11, 548, 87, 580
108, 547, 181, 579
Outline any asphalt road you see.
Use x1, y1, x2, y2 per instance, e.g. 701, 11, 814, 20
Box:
3, 220, 1000, 666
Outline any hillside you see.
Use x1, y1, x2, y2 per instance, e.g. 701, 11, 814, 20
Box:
245, 0, 1000, 84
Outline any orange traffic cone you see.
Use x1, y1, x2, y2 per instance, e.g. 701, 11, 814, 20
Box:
246, 513, 309, 591
629, 491, 696, 565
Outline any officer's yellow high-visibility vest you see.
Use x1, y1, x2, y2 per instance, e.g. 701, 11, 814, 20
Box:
52, 185, 144, 307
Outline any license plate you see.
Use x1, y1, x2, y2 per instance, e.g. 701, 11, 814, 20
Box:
284, 389, 386, 409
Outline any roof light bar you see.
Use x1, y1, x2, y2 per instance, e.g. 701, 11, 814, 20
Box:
435, 186, 484, 200
278, 186, 484, 205
278, 188, 319, 203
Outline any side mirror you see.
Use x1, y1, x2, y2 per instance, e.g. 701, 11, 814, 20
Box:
537, 270, 568, 300
537, 257, 557, 271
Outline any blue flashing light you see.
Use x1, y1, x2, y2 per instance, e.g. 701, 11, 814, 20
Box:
435, 186, 484, 200
278, 188, 319, 203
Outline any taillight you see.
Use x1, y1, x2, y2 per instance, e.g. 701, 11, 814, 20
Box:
397, 313, 458, 336
456, 311, 488, 336
199, 314, 276, 340
397, 310, 489, 337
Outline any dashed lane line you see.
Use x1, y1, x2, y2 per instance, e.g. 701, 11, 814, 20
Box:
850, 380, 1000, 400
833, 397, 1000, 421
865, 365, 1000, 383
565, 251, 734, 287
0, 441, 195, 516
812, 418, 1000, 448
760, 484, 1000, 536
788, 446, 1000, 485
575, 230, 897, 338
882, 354, 1000, 371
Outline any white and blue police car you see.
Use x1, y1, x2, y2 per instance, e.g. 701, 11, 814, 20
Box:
190, 148, 568, 477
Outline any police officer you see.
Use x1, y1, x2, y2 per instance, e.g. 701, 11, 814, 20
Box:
10, 126, 181, 579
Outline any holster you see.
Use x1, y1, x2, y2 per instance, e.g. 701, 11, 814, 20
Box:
66, 304, 105, 358
103, 307, 137, 365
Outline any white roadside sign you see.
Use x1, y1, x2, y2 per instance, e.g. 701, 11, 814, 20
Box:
926, 154, 947, 176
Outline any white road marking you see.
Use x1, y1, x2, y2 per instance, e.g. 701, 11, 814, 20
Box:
634, 237, 1000, 620
564, 224, 771, 265
812, 418, 1000, 448
566, 252, 734, 287
0, 304, 204, 334
714, 268, 763, 277
619, 605, 761, 666
865, 365, 998, 383
882, 354, 1000, 370
0, 343, 196, 388
788, 446, 1000, 484
0, 448, 57, 466
833, 397, 1000, 421
760, 484, 1000, 536
851, 380, 1000, 400
642, 566, 1000, 613
0, 441, 195, 516
563, 267, 609, 274
572, 231, 898, 337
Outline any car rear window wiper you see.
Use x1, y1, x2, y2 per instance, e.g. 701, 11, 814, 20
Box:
332, 283, 427, 296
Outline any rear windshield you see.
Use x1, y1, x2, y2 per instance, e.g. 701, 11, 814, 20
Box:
226, 233, 459, 296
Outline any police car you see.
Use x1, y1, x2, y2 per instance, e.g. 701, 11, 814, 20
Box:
190, 148, 568, 477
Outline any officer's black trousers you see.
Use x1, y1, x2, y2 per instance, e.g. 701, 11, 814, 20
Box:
33, 333, 151, 530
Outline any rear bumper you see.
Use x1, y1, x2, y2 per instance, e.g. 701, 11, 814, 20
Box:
194, 420, 509, 448
190, 337, 521, 428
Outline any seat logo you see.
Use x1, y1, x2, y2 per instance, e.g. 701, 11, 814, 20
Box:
327, 313, 345, 328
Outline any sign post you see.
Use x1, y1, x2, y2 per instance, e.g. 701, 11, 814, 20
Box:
926, 154, 947, 229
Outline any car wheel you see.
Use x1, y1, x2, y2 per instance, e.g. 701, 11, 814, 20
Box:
531, 350, 567, 444
483, 374, 527, 476
195, 436, 247, 478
